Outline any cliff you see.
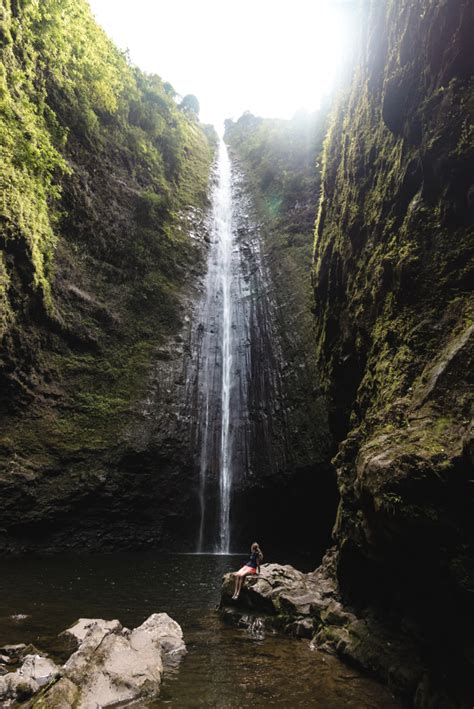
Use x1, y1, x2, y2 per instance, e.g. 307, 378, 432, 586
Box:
224, 111, 338, 556
313, 0, 473, 702
0, 0, 215, 552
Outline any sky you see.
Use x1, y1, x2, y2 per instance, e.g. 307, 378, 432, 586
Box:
88, 0, 355, 126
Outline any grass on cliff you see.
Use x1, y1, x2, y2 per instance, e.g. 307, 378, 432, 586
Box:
0, 0, 215, 470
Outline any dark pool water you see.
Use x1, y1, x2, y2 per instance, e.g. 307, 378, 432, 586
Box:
0, 552, 403, 707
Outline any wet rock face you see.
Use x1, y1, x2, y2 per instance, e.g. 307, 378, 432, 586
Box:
0, 203, 212, 554
312, 0, 473, 703
193, 161, 337, 553
0, 0, 216, 554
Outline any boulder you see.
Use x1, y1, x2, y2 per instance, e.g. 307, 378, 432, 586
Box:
0, 613, 185, 708
62, 613, 185, 707
19, 654, 60, 688
0, 644, 29, 664
0, 672, 38, 703
129, 612, 186, 665
0, 653, 60, 705
220, 552, 341, 626
286, 618, 316, 638
221, 563, 311, 615
62, 618, 122, 648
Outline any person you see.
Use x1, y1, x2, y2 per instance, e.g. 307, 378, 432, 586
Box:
232, 542, 263, 599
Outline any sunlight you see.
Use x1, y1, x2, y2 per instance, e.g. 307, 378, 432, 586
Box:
88, 0, 355, 124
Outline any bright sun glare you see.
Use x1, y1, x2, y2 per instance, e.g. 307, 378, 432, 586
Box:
88, 0, 354, 125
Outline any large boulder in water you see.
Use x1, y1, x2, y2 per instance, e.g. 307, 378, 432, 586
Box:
221, 563, 310, 614
62, 613, 185, 707
0, 613, 185, 708
220, 552, 343, 628
220, 551, 427, 699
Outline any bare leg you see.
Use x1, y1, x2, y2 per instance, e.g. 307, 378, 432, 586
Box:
234, 571, 249, 599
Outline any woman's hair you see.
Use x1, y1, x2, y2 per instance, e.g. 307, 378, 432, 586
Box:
251, 542, 263, 561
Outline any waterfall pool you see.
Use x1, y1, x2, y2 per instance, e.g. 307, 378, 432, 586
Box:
0, 552, 403, 707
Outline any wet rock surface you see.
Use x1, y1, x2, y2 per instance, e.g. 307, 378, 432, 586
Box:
220, 551, 431, 703
0, 613, 185, 708
0, 157, 336, 558
308, 0, 473, 705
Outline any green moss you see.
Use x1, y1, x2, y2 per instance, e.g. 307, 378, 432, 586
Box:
312, 8, 473, 438
0, 0, 215, 476
225, 109, 332, 462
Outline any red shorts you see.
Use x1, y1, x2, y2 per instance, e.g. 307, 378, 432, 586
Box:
235, 565, 257, 577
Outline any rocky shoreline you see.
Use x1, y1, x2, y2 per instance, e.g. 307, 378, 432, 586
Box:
0, 614, 185, 708
220, 551, 458, 707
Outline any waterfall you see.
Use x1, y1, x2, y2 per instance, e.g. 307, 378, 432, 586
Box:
216, 139, 233, 554
197, 137, 235, 554
195, 138, 279, 553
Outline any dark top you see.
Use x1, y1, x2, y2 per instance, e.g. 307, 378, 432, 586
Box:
247, 551, 259, 569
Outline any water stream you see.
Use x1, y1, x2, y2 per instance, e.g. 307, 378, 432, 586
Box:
197, 139, 242, 553
216, 139, 233, 554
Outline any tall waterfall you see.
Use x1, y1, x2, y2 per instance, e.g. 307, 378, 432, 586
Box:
215, 139, 233, 553
195, 137, 283, 553
197, 137, 238, 554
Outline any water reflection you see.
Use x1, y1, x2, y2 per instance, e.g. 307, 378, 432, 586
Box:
0, 553, 402, 707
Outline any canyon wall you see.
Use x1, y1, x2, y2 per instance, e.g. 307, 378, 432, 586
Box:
313, 0, 473, 701
0, 1, 335, 556
0, 0, 215, 552
225, 112, 338, 556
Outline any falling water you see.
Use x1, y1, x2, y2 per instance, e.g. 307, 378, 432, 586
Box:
197, 137, 234, 554
216, 140, 233, 554
195, 136, 275, 553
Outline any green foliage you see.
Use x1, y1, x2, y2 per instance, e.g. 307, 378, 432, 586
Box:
0, 0, 213, 323
0, 0, 214, 469
180, 93, 200, 116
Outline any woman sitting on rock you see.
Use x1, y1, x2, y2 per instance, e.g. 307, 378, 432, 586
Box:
232, 542, 263, 599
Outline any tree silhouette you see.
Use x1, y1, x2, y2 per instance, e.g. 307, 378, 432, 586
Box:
180, 94, 200, 116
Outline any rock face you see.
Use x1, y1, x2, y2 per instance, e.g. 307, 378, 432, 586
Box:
0, 1, 335, 556
195, 159, 337, 553
0, 0, 215, 552
311, 0, 473, 704
0, 654, 60, 704
0, 614, 185, 708
222, 115, 339, 555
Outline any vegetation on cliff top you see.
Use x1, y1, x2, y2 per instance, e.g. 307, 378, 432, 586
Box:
0, 0, 212, 326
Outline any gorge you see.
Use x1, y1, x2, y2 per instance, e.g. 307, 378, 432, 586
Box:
0, 0, 473, 706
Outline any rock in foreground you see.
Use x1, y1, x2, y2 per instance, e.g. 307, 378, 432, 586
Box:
0, 613, 185, 708
220, 550, 428, 703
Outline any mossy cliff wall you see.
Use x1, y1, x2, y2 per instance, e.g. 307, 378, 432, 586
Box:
313, 0, 473, 697
225, 112, 338, 556
0, 0, 215, 552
